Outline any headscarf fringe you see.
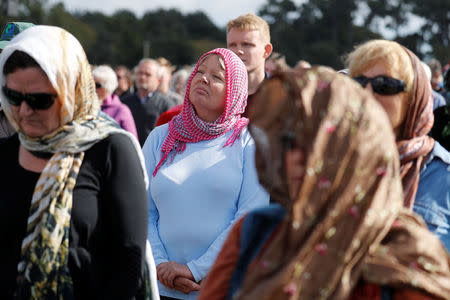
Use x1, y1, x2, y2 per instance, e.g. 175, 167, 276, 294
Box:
153, 48, 248, 176
223, 120, 247, 148
153, 151, 170, 177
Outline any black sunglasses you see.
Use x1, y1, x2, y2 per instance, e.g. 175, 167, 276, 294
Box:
353, 75, 406, 95
95, 82, 103, 89
2, 86, 57, 110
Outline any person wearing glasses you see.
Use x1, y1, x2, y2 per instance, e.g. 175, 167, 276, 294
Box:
122, 58, 175, 146
0, 26, 156, 299
0, 21, 35, 138
198, 66, 450, 300
346, 39, 450, 251
92, 64, 138, 140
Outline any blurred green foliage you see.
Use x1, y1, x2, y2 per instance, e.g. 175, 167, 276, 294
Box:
1, 0, 448, 69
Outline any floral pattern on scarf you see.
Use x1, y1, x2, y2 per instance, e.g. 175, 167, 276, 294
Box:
234, 67, 450, 300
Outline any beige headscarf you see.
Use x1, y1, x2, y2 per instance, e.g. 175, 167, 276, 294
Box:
237, 67, 450, 300
397, 47, 435, 208
345, 40, 435, 208
0, 25, 146, 299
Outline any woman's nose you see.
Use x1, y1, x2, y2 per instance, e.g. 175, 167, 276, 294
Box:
19, 100, 34, 115
201, 74, 208, 84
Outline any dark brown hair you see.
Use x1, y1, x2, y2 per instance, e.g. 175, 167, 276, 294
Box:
3, 50, 40, 75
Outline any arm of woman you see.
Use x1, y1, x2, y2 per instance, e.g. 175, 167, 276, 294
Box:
100, 133, 149, 299
157, 261, 199, 291
186, 137, 269, 282
157, 216, 246, 295
142, 130, 170, 268
197, 217, 244, 300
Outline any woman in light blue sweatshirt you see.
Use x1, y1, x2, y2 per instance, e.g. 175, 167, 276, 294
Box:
142, 48, 269, 300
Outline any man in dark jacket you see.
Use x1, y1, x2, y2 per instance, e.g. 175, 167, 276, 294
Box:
122, 58, 174, 145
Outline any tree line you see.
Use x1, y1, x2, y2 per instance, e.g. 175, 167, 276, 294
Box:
1, 0, 449, 70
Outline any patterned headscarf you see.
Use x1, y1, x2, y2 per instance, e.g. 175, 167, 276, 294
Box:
0, 26, 147, 299
237, 67, 450, 300
397, 47, 435, 208
153, 48, 248, 175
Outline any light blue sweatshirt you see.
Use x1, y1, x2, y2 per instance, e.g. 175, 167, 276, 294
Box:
142, 124, 269, 300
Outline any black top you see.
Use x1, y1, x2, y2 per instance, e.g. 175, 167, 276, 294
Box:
431, 104, 450, 151
0, 109, 15, 138
0, 133, 148, 300
122, 91, 174, 146
117, 89, 133, 101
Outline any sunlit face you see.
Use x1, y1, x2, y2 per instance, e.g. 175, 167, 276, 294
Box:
136, 61, 160, 93
189, 55, 226, 122
360, 61, 409, 138
285, 149, 305, 200
6, 67, 61, 138
227, 28, 271, 75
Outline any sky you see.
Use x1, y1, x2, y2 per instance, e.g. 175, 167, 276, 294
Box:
48, 0, 306, 28
47, 0, 423, 39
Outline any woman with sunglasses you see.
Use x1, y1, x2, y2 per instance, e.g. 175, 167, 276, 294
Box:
0, 26, 156, 299
346, 39, 450, 251
198, 66, 450, 300
92, 64, 138, 140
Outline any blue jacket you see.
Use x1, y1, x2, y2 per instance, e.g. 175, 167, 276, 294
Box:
413, 141, 450, 251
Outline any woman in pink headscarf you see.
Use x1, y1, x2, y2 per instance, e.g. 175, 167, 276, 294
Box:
142, 48, 269, 300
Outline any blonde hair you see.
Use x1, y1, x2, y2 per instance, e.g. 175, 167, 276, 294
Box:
227, 13, 270, 43
345, 39, 414, 93
156, 57, 175, 72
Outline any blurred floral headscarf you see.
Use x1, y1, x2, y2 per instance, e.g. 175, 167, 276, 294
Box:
237, 67, 450, 300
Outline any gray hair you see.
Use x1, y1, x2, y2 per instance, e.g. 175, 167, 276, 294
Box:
138, 58, 163, 78
170, 68, 190, 92
92, 65, 118, 94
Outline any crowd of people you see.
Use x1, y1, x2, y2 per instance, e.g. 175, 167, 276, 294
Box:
0, 12, 449, 300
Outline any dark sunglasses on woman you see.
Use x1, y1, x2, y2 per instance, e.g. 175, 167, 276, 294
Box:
2, 86, 57, 110
353, 75, 406, 95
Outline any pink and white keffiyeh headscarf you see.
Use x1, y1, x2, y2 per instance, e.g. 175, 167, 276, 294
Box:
153, 48, 249, 175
